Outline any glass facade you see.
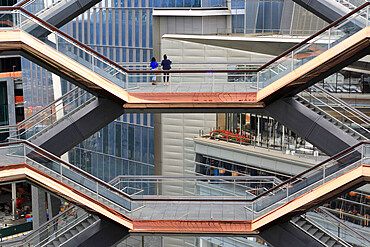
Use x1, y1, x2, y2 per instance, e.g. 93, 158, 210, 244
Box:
0, 81, 8, 126
62, 0, 155, 182
21, 59, 55, 118
69, 116, 155, 182
16, 0, 156, 182
231, 0, 327, 35
152, 0, 227, 7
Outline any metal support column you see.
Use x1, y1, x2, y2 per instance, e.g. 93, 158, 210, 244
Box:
11, 182, 16, 221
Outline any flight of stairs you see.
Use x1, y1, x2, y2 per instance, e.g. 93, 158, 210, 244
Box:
291, 216, 348, 247
295, 95, 367, 141
44, 214, 99, 247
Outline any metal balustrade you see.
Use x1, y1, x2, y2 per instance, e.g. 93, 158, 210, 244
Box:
0, 3, 367, 95
0, 87, 95, 142
0, 141, 368, 222
298, 85, 370, 140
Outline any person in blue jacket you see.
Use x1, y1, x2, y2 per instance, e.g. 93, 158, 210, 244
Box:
161, 54, 172, 86
150, 57, 158, 85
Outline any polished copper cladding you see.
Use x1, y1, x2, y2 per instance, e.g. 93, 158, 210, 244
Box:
1, 161, 369, 234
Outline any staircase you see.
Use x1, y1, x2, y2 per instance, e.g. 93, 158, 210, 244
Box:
291, 216, 349, 247
295, 95, 365, 142
294, 97, 368, 143
297, 86, 370, 141
336, 0, 367, 10
43, 214, 99, 247
16, 0, 102, 38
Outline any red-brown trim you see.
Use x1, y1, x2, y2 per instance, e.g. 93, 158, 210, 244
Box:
0, 141, 368, 203
1, 3, 369, 74
132, 220, 255, 234
3, 163, 133, 222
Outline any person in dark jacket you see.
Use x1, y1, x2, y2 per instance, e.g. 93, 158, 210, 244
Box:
161, 54, 172, 85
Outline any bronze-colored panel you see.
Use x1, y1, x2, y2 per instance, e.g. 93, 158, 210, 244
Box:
257, 27, 370, 104
0, 163, 133, 229
251, 164, 370, 231
132, 220, 255, 234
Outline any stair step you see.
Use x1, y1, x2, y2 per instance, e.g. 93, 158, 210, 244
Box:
333, 244, 343, 247
320, 236, 330, 243
81, 221, 89, 228
314, 232, 324, 239
295, 220, 306, 227
302, 224, 312, 231
76, 225, 84, 231
64, 231, 73, 239
59, 236, 67, 243
87, 217, 96, 223
52, 240, 60, 247
326, 239, 336, 247
70, 229, 78, 235
308, 227, 318, 235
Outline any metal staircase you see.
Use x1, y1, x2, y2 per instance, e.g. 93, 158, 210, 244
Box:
0, 206, 98, 247
291, 215, 349, 247
16, 0, 102, 37
43, 213, 99, 247
296, 86, 370, 142
336, 0, 367, 11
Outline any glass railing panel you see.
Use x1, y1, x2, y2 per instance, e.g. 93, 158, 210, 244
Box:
126, 71, 259, 93
255, 5, 369, 90
25, 206, 86, 247
250, 144, 367, 219
110, 176, 280, 198
307, 209, 370, 247
56, 36, 93, 71
21, 0, 46, 15
0, 10, 129, 91
258, 55, 293, 89
91, 55, 126, 88
18, 0, 74, 18
20, 144, 133, 214
0, 143, 25, 164
0, 88, 94, 142
96, 183, 133, 211
129, 200, 249, 220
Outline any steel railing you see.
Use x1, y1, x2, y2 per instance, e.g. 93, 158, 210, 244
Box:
0, 3, 367, 93
0, 140, 368, 221
0, 87, 95, 142
298, 85, 370, 140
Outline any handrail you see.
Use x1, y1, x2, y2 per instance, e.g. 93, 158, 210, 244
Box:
313, 85, 370, 124
0, 140, 368, 203
0, 205, 77, 246
109, 175, 283, 184
24, 94, 95, 141
18, 87, 80, 126
297, 92, 369, 140
319, 206, 370, 245
38, 210, 90, 247
301, 213, 352, 247
250, 140, 367, 202
14, 0, 33, 7
0, 87, 81, 132
0, 3, 368, 74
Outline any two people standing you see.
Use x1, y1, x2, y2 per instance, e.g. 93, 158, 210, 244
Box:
150, 54, 172, 85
